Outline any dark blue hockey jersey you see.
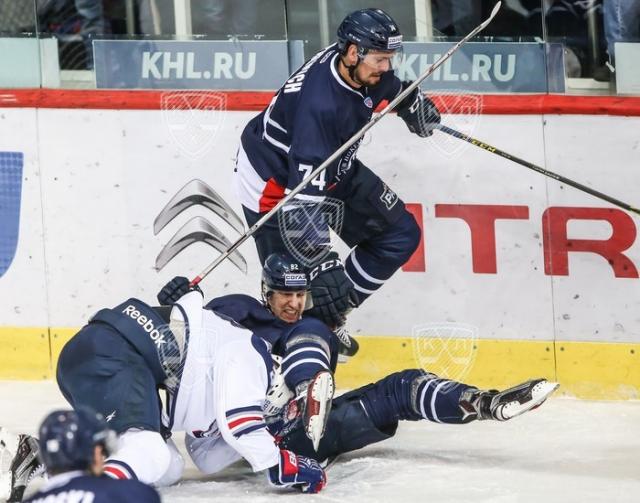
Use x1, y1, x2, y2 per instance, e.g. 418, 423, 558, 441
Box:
237, 43, 402, 213
88, 298, 179, 385
24, 472, 160, 503
205, 294, 339, 387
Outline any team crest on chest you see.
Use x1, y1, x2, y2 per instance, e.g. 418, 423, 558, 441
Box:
364, 97, 373, 109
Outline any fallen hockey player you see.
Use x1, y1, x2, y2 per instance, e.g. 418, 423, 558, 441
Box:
160, 255, 559, 466
2, 255, 557, 498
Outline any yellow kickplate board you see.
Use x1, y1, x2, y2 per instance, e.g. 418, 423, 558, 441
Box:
1, 329, 638, 400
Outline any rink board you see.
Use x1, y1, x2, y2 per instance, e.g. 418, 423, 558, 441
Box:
0, 98, 639, 399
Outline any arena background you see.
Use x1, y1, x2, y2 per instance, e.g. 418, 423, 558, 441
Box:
1, 89, 638, 400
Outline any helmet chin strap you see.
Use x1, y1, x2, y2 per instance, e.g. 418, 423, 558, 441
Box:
340, 44, 367, 87
345, 60, 363, 86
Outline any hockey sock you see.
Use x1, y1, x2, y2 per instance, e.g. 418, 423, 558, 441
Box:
413, 374, 472, 424
344, 212, 420, 304
281, 335, 331, 391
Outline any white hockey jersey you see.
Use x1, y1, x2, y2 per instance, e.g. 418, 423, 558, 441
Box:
166, 291, 279, 474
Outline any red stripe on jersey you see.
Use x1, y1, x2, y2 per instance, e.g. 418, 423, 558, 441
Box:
258, 177, 286, 213
104, 466, 128, 479
228, 415, 263, 429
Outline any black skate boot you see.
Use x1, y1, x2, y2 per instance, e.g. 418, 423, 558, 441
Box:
335, 325, 359, 363
459, 379, 559, 422
4, 434, 45, 502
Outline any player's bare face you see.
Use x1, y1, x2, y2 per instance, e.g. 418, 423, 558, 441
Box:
269, 290, 307, 323
357, 51, 394, 86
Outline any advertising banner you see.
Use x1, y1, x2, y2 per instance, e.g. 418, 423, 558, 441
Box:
400, 42, 563, 93
94, 40, 302, 90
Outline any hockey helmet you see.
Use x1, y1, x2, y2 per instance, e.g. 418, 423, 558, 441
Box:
261, 253, 312, 309
337, 8, 403, 54
38, 407, 117, 472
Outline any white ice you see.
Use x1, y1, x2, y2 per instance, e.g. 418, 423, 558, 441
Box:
1, 381, 639, 503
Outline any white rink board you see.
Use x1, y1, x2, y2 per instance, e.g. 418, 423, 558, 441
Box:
0, 109, 639, 344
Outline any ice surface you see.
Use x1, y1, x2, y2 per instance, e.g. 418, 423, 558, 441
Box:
1, 381, 639, 503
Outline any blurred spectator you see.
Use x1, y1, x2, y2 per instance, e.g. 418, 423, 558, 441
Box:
137, 0, 258, 37
432, 0, 482, 36
37, 0, 109, 69
602, 0, 640, 61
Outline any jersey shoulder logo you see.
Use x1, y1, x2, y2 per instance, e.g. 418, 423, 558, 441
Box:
380, 184, 399, 210
363, 97, 373, 109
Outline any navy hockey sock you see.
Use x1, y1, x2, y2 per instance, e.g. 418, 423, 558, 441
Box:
413, 373, 472, 424
344, 211, 420, 304
359, 370, 475, 429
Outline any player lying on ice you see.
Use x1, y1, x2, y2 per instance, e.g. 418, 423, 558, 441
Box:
3, 268, 331, 501
158, 254, 559, 470
2, 254, 557, 499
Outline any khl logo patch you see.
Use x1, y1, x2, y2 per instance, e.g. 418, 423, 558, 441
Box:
0, 152, 23, 278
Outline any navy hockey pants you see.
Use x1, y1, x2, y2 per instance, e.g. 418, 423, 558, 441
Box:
56, 322, 162, 433
243, 160, 420, 303
278, 383, 397, 463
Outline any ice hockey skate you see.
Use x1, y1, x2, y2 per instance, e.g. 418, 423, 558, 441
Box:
298, 371, 335, 451
0, 428, 45, 502
459, 379, 559, 422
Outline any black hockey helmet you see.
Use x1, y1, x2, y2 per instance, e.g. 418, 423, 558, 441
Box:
262, 253, 308, 294
337, 8, 403, 55
261, 253, 313, 309
38, 407, 117, 472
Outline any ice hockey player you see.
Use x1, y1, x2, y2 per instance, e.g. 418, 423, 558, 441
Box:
157, 253, 343, 451
51, 289, 327, 493
234, 8, 441, 332
158, 256, 558, 466
21, 407, 160, 503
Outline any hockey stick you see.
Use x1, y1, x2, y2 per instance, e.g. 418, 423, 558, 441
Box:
436, 124, 640, 216
189, 2, 503, 286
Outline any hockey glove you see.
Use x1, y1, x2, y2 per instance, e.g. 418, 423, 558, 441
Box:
157, 276, 202, 305
305, 252, 358, 328
267, 449, 326, 493
395, 82, 441, 138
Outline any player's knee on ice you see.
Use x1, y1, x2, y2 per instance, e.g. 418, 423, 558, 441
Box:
106, 429, 171, 484
154, 438, 185, 487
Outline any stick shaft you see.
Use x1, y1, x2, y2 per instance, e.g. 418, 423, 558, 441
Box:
437, 124, 640, 215
191, 3, 504, 285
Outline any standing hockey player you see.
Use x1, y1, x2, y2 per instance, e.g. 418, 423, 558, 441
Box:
234, 8, 441, 330
22, 407, 160, 503
53, 290, 327, 493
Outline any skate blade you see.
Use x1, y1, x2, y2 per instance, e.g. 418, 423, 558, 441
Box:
501, 380, 559, 420
305, 372, 335, 452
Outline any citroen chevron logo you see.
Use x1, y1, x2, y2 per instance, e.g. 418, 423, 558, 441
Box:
153, 179, 247, 273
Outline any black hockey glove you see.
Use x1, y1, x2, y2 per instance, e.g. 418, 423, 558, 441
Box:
305, 253, 359, 328
157, 276, 202, 305
395, 82, 441, 138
